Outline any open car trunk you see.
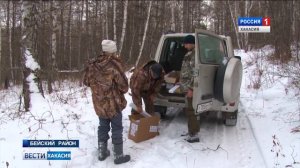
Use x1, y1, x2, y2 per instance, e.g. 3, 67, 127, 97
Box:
157, 36, 187, 97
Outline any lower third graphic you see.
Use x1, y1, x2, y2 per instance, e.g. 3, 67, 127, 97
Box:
23, 151, 71, 160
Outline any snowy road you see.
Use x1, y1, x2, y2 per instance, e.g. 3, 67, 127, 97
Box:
86, 105, 266, 168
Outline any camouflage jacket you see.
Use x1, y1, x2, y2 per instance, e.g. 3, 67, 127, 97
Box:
180, 49, 195, 92
130, 61, 164, 110
83, 54, 128, 119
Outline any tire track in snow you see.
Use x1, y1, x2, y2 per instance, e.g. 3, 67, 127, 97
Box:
239, 100, 268, 168
198, 106, 266, 167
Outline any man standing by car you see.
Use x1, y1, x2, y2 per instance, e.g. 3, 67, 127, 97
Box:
180, 35, 200, 143
83, 40, 130, 164
130, 61, 164, 115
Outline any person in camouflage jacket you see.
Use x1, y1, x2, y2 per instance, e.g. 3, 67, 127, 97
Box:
83, 54, 128, 119
179, 35, 200, 143
130, 61, 164, 115
83, 40, 130, 164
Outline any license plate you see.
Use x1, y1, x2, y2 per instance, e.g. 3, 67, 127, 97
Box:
196, 101, 213, 113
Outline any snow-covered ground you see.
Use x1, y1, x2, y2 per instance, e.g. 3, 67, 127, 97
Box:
0, 46, 300, 168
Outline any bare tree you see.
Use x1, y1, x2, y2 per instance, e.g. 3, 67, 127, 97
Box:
113, 0, 117, 42
227, 0, 241, 49
119, 0, 128, 56
105, 1, 108, 39
4, 0, 12, 88
244, 0, 253, 51
171, 1, 175, 31
47, 1, 59, 94
135, 1, 152, 66
66, 1, 72, 70
0, 21, 1, 86
179, 1, 184, 32
21, 1, 44, 111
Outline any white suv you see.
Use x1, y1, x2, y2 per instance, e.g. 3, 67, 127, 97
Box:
153, 29, 243, 126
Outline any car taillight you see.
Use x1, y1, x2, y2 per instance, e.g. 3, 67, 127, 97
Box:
229, 102, 235, 106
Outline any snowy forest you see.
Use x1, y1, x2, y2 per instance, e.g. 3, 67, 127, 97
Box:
1, 1, 300, 168
0, 1, 299, 89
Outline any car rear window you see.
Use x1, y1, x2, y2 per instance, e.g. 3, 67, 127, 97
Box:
198, 34, 227, 65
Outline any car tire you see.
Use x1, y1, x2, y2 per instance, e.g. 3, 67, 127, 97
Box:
214, 57, 243, 103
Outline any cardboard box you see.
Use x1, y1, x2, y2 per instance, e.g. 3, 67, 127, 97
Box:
128, 114, 160, 143
164, 71, 180, 84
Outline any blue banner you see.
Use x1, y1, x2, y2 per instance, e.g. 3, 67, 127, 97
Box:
238, 17, 262, 26
23, 140, 79, 147
47, 151, 71, 160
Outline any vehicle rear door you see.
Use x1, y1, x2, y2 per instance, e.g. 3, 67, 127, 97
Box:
192, 29, 228, 114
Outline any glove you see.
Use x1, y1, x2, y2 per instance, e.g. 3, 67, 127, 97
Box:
149, 94, 156, 103
186, 88, 193, 98
136, 106, 143, 114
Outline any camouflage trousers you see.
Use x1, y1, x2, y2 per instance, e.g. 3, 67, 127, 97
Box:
131, 92, 154, 115
185, 97, 200, 135
98, 112, 123, 144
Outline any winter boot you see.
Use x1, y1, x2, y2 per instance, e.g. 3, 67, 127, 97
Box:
185, 133, 200, 143
113, 143, 130, 164
98, 142, 110, 161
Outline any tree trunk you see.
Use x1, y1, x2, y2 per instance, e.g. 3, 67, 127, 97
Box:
180, 1, 184, 32
5, 0, 11, 89
66, 1, 72, 70
48, 1, 59, 94
85, 0, 90, 60
78, 1, 84, 69
113, 1, 117, 42
21, 1, 44, 111
171, 2, 175, 31
135, 1, 152, 66
227, 0, 241, 49
59, 2, 65, 69
119, 0, 128, 55
0, 22, 1, 86
93, 1, 99, 56
8, 0, 14, 84
244, 1, 253, 51
12, 1, 17, 84
105, 1, 109, 39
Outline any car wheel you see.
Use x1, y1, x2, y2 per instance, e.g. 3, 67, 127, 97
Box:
154, 105, 167, 118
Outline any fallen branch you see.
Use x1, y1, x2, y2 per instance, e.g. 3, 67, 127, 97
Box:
202, 144, 229, 160
291, 125, 300, 133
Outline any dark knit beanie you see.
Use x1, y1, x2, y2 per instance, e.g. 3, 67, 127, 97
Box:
183, 35, 195, 44
150, 63, 163, 79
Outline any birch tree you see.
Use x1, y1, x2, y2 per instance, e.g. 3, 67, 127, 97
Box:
244, 1, 253, 51
67, 1, 72, 67
105, 1, 109, 39
135, 1, 152, 66
113, 0, 117, 42
179, 1, 184, 32
85, 0, 90, 59
21, 1, 44, 111
4, 0, 12, 88
0, 21, 1, 85
8, 0, 14, 83
227, 0, 241, 49
48, 1, 59, 94
171, 1, 175, 31
119, 0, 128, 55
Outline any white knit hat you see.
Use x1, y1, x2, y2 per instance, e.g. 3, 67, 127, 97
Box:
101, 40, 117, 53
